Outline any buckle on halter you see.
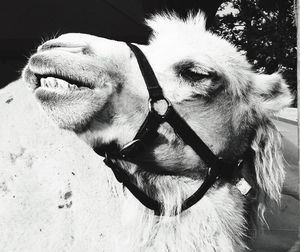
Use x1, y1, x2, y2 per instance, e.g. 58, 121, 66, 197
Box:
119, 139, 142, 158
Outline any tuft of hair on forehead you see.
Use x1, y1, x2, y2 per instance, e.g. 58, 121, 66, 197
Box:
146, 11, 207, 42
145, 11, 253, 99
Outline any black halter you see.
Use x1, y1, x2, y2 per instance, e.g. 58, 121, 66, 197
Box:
94, 43, 243, 216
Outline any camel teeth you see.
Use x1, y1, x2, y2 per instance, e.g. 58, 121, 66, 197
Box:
79, 86, 89, 90
39, 77, 81, 91
40, 78, 47, 87
68, 83, 79, 90
44, 77, 58, 88
56, 78, 69, 89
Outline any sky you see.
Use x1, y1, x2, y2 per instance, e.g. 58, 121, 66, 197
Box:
217, 2, 239, 17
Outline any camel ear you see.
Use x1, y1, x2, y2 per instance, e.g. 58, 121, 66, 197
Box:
251, 120, 285, 204
253, 73, 293, 113
249, 120, 285, 224
249, 73, 292, 221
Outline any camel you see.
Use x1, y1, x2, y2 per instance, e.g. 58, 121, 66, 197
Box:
21, 12, 292, 251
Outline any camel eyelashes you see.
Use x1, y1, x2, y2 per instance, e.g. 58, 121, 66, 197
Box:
180, 68, 211, 82
175, 61, 212, 83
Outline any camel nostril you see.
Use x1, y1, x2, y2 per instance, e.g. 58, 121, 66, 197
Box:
37, 42, 87, 54
37, 42, 64, 52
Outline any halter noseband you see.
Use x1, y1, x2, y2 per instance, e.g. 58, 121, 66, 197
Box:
94, 43, 243, 216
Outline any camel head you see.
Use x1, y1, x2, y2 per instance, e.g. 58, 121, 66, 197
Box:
23, 13, 292, 219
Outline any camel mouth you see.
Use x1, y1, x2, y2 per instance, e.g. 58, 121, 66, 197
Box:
35, 74, 93, 92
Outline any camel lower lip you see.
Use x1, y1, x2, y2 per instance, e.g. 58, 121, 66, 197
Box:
34, 84, 93, 102
35, 86, 90, 93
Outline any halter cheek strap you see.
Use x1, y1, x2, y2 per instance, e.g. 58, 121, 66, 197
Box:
94, 43, 245, 216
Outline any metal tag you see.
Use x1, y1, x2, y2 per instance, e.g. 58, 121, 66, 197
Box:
236, 178, 252, 195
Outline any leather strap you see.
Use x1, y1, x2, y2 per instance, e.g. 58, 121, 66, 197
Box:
103, 157, 163, 215
127, 43, 164, 101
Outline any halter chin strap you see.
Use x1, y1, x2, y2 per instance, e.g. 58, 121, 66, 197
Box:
94, 43, 244, 216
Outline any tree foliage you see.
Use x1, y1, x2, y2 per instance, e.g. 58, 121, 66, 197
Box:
212, 0, 297, 106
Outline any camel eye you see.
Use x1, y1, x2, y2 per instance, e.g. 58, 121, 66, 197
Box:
175, 61, 211, 84
179, 68, 211, 83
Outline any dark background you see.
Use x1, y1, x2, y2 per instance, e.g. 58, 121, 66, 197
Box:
0, 0, 222, 88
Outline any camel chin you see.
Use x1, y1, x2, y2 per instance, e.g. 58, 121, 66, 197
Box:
34, 82, 97, 130
37, 88, 97, 131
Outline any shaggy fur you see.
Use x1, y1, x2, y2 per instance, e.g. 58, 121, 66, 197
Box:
22, 12, 292, 251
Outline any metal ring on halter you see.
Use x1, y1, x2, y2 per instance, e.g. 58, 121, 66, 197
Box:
148, 97, 172, 119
